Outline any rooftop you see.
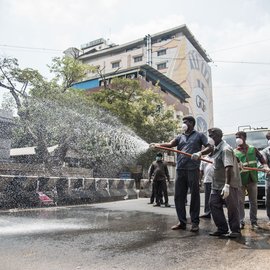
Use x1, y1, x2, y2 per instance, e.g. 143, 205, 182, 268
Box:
79, 24, 211, 62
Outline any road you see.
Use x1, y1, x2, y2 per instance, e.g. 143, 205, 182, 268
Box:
0, 195, 269, 270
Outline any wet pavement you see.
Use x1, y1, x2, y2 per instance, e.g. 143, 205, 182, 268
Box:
0, 196, 270, 270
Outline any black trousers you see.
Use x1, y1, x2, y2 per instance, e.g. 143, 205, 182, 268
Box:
267, 185, 270, 220
210, 187, 240, 233
175, 169, 200, 225
203, 182, 212, 215
153, 180, 168, 204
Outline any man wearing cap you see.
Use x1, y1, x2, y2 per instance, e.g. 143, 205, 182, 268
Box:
148, 152, 171, 207
150, 115, 212, 232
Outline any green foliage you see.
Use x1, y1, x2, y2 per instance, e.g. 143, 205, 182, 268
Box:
1, 55, 179, 175
0, 56, 96, 165
90, 77, 179, 143
90, 77, 179, 172
48, 56, 94, 92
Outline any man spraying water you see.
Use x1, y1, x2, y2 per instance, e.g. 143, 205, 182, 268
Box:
150, 115, 213, 232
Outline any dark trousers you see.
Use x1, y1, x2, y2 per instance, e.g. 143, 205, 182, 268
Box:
210, 187, 240, 233
150, 183, 164, 203
153, 180, 168, 204
175, 169, 200, 225
267, 185, 270, 220
204, 182, 212, 215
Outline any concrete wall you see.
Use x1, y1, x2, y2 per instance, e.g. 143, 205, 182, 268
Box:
0, 175, 176, 209
0, 175, 138, 209
139, 179, 175, 198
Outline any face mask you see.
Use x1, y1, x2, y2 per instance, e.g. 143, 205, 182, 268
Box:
182, 123, 188, 132
208, 137, 215, 146
268, 140, 270, 146
156, 157, 162, 161
236, 138, 243, 146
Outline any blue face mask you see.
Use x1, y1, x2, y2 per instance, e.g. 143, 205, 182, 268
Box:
156, 157, 162, 161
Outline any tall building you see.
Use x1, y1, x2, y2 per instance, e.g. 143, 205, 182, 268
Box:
70, 24, 213, 133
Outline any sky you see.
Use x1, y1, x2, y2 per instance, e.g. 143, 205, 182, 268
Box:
0, 0, 270, 134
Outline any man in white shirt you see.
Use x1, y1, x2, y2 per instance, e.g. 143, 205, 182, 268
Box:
199, 154, 214, 218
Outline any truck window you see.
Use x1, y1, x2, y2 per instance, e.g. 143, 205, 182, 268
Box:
223, 130, 269, 150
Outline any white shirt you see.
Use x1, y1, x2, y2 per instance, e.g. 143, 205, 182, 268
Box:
200, 156, 214, 183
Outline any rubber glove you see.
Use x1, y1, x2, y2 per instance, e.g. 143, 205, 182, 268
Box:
221, 184, 230, 199
263, 164, 270, 174
191, 151, 202, 160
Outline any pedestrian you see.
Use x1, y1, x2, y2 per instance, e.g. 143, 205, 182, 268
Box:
148, 184, 164, 205
234, 131, 269, 230
208, 128, 242, 238
199, 153, 214, 219
150, 115, 213, 232
260, 131, 270, 226
148, 152, 171, 207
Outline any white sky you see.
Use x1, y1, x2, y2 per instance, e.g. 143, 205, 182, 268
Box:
0, 0, 270, 134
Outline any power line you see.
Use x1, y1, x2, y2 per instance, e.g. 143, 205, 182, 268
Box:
212, 60, 270, 65
1, 43, 270, 65
151, 56, 270, 65
209, 38, 270, 53
0, 44, 62, 52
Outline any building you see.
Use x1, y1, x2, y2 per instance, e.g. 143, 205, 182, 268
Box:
72, 64, 190, 118
68, 24, 213, 134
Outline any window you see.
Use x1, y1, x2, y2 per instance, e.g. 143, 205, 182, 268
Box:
157, 62, 167, 70
157, 49, 166, 56
134, 56, 142, 63
112, 61, 120, 68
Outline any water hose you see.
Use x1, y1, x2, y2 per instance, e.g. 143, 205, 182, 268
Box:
153, 145, 268, 173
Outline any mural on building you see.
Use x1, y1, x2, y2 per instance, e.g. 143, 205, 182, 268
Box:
164, 37, 213, 134
185, 40, 213, 134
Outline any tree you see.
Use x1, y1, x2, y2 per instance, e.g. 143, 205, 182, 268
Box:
0, 56, 154, 177
90, 77, 179, 142
0, 56, 94, 168
90, 77, 180, 171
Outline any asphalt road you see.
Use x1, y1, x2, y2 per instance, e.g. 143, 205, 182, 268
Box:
0, 195, 270, 270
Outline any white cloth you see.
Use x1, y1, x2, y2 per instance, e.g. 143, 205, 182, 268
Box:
199, 156, 214, 183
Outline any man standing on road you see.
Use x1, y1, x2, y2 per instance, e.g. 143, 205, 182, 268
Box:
199, 153, 214, 219
234, 131, 269, 230
150, 115, 213, 232
260, 131, 270, 226
208, 128, 242, 238
148, 152, 171, 207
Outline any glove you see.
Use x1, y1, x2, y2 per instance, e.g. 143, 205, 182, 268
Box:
221, 184, 230, 199
263, 164, 270, 175
191, 151, 202, 160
